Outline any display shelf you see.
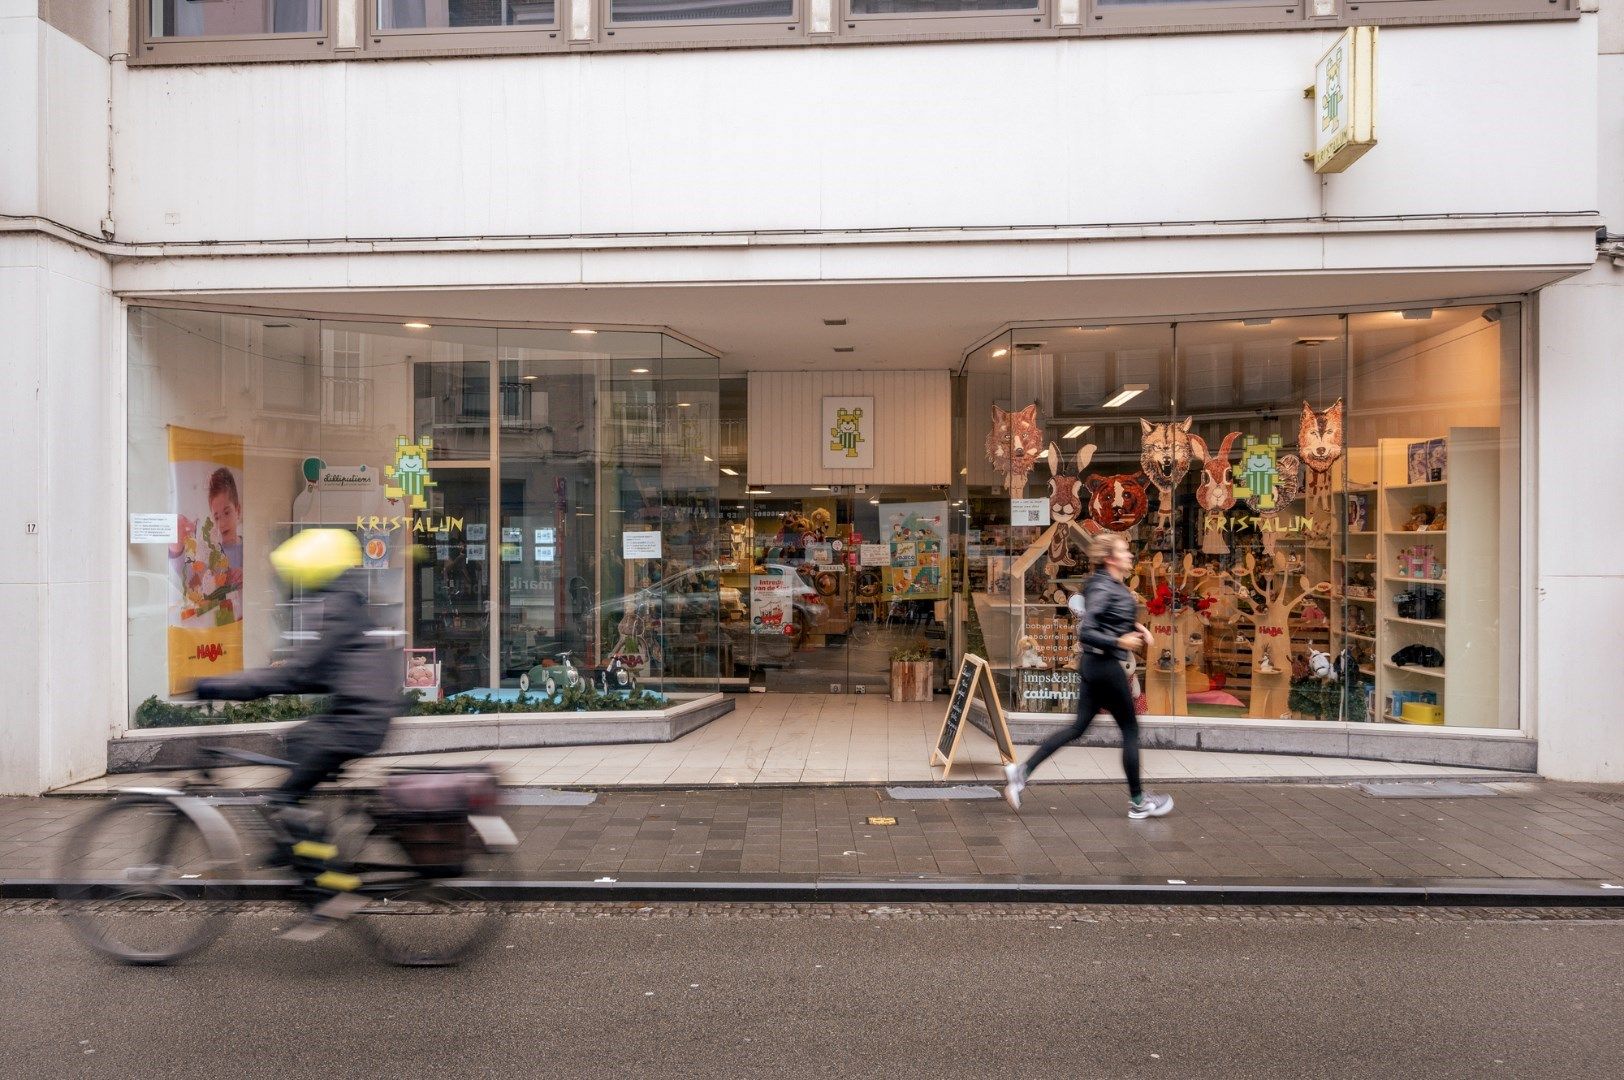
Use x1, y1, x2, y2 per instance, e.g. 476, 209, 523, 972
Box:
1385, 662, 1446, 679
1337, 557, 1377, 564
1344, 632, 1375, 642
1384, 529, 1447, 537
1346, 530, 1375, 536
1384, 576, 1447, 585
1387, 616, 1445, 628
1387, 482, 1448, 493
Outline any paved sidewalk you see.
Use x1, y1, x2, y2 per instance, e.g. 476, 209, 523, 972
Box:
6, 778, 1624, 896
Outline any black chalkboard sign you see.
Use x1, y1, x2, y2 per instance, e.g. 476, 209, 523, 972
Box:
932, 655, 1014, 778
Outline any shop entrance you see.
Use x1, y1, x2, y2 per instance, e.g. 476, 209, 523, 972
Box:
721, 488, 951, 694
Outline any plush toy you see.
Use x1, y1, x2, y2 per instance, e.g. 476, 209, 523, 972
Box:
1307, 648, 1335, 682
1402, 504, 1437, 532
1016, 636, 1046, 669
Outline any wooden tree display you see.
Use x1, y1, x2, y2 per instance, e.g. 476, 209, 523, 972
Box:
1224, 552, 1331, 719
1138, 553, 1214, 716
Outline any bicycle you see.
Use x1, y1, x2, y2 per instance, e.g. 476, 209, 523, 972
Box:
57, 746, 518, 968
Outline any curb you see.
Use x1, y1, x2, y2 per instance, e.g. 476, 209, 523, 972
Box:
9, 875, 1623, 907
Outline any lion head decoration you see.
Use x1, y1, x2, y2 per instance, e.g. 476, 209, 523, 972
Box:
985, 403, 1044, 494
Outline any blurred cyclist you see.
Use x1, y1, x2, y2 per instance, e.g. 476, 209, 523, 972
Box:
195, 529, 404, 847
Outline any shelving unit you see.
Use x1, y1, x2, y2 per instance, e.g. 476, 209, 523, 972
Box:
1372, 431, 1501, 728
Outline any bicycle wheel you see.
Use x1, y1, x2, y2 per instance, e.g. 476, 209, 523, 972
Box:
337, 814, 510, 967
58, 796, 239, 965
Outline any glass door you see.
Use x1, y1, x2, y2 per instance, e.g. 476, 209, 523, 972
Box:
846, 489, 952, 694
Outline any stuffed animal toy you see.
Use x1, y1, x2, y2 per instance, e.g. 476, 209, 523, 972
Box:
1016, 636, 1046, 669
1307, 648, 1335, 681
1402, 504, 1437, 532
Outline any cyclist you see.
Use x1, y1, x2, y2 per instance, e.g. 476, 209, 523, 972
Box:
195, 528, 405, 850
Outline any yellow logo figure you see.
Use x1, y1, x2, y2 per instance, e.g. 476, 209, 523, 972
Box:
829, 408, 865, 459
385, 435, 436, 510
1232, 434, 1284, 512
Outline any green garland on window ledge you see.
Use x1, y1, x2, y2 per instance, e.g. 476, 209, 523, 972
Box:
133, 684, 668, 729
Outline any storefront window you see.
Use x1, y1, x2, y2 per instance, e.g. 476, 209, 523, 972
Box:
960, 303, 1521, 730
127, 309, 719, 725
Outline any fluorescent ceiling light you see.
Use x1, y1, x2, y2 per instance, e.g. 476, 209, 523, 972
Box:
403, 322, 432, 330
677, 402, 692, 408
703, 455, 713, 462
570, 328, 598, 335
1102, 383, 1150, 409
1063, 424, 1090, 439
1400, 308, 1434, 321
991, 348, 1009, 358
630, 367, 650, 374
869, 498, 880, 505
720, 467, 739, 476
810, 486, 831, 492
746, 488, 772, 495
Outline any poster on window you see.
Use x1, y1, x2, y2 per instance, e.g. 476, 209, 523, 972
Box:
821, 396, 874, 470
880, 502, 948, 601
167, 425, 246, 693
750, 575, 795, 636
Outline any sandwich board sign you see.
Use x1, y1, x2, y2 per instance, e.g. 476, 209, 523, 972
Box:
931, 654, 1015, 779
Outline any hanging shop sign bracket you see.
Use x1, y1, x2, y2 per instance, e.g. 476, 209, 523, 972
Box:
1306, 27, 1377, 174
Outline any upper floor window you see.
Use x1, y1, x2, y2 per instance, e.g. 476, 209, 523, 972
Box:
850, 0, 1037, 12
377, 0, 558, 29
608, 0, 795, 23
151, 0, 322, 38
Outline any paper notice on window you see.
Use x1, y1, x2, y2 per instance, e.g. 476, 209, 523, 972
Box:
622, 530, 663, 560
129, 514, 179, 545
859, 543, 890, 567
1010, 498, 1051, 527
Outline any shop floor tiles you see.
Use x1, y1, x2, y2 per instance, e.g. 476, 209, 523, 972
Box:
58, 694, 1514, 794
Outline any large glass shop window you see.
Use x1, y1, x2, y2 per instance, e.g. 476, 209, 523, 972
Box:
126, 310, 719, 726
964, 304, 1520, 730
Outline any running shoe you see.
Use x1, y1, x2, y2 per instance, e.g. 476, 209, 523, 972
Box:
1002, 762, 1026, 812
1128, 792, 1174, 819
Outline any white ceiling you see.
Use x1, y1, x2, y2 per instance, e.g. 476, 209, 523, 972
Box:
138, 269, 1558, 374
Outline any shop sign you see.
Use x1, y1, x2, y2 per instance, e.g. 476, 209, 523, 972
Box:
354, 514, 465, 534
1010, 498, 1050, 527
314, 463, 376, 491
859, 543, 889, 567
1311, 27, 1377, 174
822, 396, 875, 470
623, 530, 663, 560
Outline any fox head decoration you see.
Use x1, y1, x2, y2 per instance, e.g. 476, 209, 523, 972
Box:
985, 403, 1044, 493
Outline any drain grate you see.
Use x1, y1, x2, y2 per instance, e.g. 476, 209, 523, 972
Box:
501, 788, 597, 806
884, 785, 999, 800
1358, 781, 1499, 799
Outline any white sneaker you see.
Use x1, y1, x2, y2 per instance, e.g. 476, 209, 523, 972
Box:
1128, 793, 1174, 820
1002, 763, 1026, 812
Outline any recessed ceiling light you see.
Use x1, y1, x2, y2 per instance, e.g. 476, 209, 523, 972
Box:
833, 346, 855, 354
991, 348, 1008, 358
1295, 337, 1334, 347
677, 402, 692, 408
1102, 383, 1150, 409
264, 323, 292, 329
1400, 308, 1434, 321
630, 367, 650, 374
822, 318, 847, 326
403, 322, 432, 330
869, 498, 880, 505
1064, 424, 1090, 439
721, 467, 739, 476
1242, 318, 1274, 327
522, 375, 538, 381
571, 328, 598, 335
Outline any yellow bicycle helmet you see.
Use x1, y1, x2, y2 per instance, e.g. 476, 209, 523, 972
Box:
270, 528, 363, 590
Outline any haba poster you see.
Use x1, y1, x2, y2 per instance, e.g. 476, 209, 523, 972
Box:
167, 426, 246, 693
880, 502, 948, 601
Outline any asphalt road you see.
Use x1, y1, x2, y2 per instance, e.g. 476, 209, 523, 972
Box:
1, 903, 1621, 1079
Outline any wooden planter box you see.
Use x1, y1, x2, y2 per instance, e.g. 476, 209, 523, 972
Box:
889, 660, 934, 702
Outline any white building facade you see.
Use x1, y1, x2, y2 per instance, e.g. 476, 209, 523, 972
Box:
3, 0, 1621, 793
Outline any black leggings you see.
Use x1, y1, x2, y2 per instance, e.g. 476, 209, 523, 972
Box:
1020, 653, 1142, 798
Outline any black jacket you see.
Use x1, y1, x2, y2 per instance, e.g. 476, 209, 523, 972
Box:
197, 570, 405, 757
1077, 569, 1139, 662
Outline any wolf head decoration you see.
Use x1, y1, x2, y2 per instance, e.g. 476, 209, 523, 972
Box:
985, 403, 1044, 493
1298, 400, 1345, 475
1140, 417, 1202, 493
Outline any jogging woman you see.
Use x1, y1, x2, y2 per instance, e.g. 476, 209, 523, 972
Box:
1002, 532, 1174, 819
